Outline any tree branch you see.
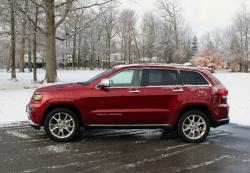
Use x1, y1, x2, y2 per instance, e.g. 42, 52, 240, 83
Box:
16, 4, 46, 35
70, 0, 113, 11
56, 14, 100, 41
29, 0, 45, 10
55, 0, 74, 28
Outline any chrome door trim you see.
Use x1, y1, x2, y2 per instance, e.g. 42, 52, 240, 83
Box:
129, 90, 141, 93
88, 124, 173, 127
172, 88, 184, 92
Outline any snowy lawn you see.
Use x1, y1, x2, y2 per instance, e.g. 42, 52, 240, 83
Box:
0, 69, 249, 126
215, 72, 250, 126
0, 69, 102, 124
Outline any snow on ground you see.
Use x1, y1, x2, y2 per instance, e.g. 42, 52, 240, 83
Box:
0, 69, 103, 90
215, 72, 250, 126
0, 69, 102, 124
0, 68, 250, 126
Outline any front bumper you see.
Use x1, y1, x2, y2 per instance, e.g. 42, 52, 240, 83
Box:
26, 105, 41, 130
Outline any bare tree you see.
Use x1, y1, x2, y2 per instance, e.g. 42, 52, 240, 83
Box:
157, 0, 191, 63
119, 9, 137, 64
17, 0, 114, 83
27, 22, 32, 72
158, 0, 181, 49
100, 2, 118, 67
33, 5, 38, 82
141, 12, 157, 60
18, 0, 28, 73
9, 0, 16, 80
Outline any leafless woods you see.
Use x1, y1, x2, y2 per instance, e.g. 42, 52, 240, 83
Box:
0, 0, 248, 82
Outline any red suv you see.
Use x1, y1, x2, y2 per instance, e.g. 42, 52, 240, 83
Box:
26, 65, 229, 143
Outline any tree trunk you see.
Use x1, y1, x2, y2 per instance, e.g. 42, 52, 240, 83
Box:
10, 0, 16, 80
245, 26, 249, 72
45, 0, 57, 83
133, 34, 141, 63
77, 34, 82, 69
19, 27, 26, 73
65, 23, 69, 70
128, 34, 131, 64
107, 38, 111, 68
7, 56, 10, 72
28, 30, 32, 72
33, 6, 38, 82
18, 0, 27, 73
72, 27, 77, 69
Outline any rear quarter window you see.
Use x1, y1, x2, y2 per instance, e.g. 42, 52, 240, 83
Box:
180, 70, 209, 85
204, 71, 222, 85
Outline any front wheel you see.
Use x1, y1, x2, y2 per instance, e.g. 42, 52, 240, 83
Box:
177, 110, 210, 143
44, 108, 80, 142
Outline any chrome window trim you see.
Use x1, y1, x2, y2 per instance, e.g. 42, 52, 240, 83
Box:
95, 67, 212, 89
144, 85, 183, 88
95, 68, 143, 89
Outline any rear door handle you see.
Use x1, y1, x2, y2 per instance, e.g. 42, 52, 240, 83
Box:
172, 88, 184, 92
129, 90, 141, 93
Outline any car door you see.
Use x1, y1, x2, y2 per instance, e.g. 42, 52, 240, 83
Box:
87, 69, 144, 125
140, 68, 183, 124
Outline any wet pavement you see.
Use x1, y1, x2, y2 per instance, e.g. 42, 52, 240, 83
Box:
0, 123, 250, 173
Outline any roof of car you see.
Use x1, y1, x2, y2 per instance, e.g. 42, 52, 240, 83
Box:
114, 63, 204, 71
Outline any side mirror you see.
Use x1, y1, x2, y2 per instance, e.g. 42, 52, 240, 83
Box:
98, 79, 110, 88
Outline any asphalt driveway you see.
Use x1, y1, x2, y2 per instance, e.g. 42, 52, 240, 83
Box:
0, 123, 250, 173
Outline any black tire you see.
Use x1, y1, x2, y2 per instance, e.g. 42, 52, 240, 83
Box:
44, 108, 80, 142
177, 110, 210, 143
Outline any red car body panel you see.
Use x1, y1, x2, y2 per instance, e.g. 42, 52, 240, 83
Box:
27, 65, 229, 129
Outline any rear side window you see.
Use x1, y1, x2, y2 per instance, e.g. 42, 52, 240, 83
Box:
180, 70, 209, 85
143, 69, 180, 86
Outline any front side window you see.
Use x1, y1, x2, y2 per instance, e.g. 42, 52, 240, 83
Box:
85, 68, 114, 84
180, 70, 209, 85
109, 69, 142, 87
143, 69, 180, 86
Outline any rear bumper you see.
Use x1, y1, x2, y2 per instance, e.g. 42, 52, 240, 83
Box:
26, 105, 41, 130
213, 118, 230, 127
212, 103, 229, 127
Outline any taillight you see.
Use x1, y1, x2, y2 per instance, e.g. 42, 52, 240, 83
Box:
217, 89, 228, 97
216, 89, 228, 104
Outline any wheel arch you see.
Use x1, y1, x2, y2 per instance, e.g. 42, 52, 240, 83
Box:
42, 103, 84, 127
176, 104, 214, 128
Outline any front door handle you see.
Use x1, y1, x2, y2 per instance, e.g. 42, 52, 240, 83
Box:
129, 90, 141, 93
172, 88, 184, 92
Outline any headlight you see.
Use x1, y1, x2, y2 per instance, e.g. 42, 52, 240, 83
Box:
33, 94, 44, 101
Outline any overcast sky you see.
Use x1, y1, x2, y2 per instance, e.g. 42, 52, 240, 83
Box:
120, 0, 250, 38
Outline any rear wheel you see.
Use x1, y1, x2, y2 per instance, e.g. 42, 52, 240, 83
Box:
44, 108, 80, 142
177, 110, 210, 143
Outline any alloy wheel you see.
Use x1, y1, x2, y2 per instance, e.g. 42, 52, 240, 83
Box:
48, 112, 75, 139
182, 114, 207, 140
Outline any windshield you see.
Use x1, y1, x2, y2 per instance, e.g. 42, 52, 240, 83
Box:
83, 68, 114, 85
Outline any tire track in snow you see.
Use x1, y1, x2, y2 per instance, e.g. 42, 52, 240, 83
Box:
22, 162, 80, 173
122, 144, 206, 169
176, 155, 235, 172
0, 138, 49, 145
6, 130, 31, 139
